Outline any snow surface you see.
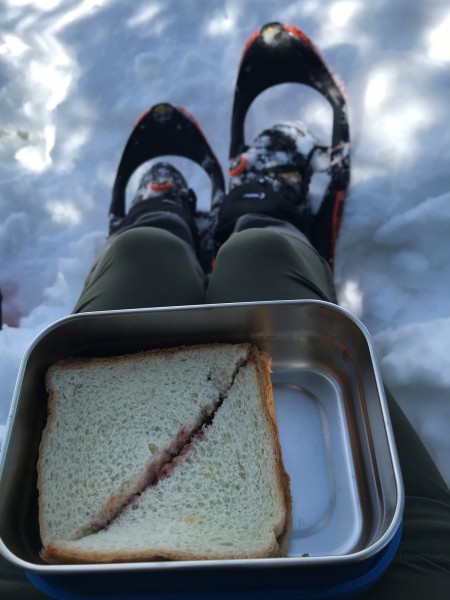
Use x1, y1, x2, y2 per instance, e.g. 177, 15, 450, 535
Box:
0, 0, 449, 486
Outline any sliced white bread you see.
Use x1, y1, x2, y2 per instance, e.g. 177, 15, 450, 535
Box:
42, 349, 291, 563
38, 343, 252, 549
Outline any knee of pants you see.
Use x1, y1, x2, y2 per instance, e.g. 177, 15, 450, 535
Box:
102, 228, 205, 292
105, 227, 186, 263
207, 228, 335, 303
74, 228, 205, 312
218, 228, 297, 263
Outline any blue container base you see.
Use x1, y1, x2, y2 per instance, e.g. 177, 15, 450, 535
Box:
27, 524, 402, 600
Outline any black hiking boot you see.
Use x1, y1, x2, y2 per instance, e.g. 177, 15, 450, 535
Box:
215, 122, 320, 245
109, 162, 197, 239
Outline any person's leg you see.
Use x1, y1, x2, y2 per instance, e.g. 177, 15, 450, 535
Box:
359, 387, 450, 599
0, 558, 48, 600
73, 227, 205, 312
209, 119, 336, 304
73, 161, 206, 312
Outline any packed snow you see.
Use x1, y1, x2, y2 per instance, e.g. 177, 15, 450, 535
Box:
1, 0, 449, 486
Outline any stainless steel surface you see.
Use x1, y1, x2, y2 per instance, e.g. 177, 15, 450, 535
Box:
0, 300, 403, 574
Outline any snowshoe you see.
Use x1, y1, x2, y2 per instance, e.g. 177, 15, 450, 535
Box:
109, 103, 225, 271
229, 22, 350, 267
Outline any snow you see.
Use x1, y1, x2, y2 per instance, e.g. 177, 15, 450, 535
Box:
0, 0, 449, 486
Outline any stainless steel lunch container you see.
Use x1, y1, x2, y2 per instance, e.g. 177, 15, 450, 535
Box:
0, 300, 404, 599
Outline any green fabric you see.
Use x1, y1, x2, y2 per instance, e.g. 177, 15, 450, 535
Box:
206, 228, 338, 304
357, 388, 450, 599
73, 228, 205, 312
5, 227, 448, 599
74, 227, 337, 311
0, 557, 48, 599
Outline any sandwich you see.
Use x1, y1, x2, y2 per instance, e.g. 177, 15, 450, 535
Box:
37, 343, 291, 563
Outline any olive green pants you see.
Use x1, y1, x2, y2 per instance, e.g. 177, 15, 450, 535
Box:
4, 227, 449, 599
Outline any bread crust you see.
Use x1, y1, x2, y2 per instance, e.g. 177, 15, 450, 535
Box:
38, 343, 292, 563
255, 350, 292, 557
